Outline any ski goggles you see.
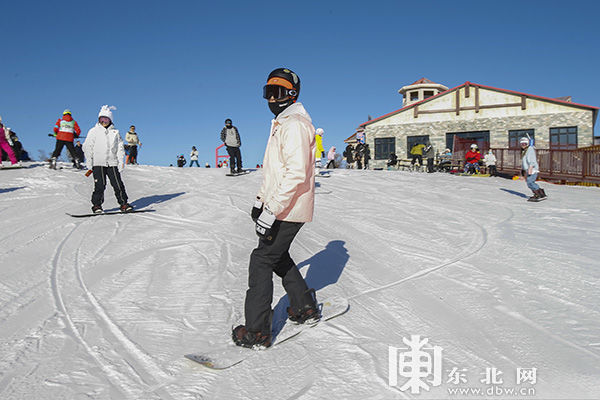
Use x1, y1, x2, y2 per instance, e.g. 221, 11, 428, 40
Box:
263, 84, 297, 100
98, 116, 111, 125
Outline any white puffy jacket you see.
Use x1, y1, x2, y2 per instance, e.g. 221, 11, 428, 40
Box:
83, 123, 125, 169
257, 102, 316, 222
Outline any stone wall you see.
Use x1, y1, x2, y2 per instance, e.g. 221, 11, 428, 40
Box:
365, 111, 594, 168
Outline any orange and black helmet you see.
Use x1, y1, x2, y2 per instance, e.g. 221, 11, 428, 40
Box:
263, 68, 300, 101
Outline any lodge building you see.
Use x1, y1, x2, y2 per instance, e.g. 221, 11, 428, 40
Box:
357, 78, 598, 169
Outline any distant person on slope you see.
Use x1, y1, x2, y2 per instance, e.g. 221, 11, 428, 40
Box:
520, 137, 547, 202
232, 67, 319, 349
83, 106, 133, 214
49, 109, 82, 169
220, 118, 242, 174
0, 117, 20, 167
315, 128, 325, 168
326, 146, 337, 169
190, 146, 200, 167
177, 154, 186, 167
125, 125, 142, 165
484, 149, 497, 176
73, 140, 85, 169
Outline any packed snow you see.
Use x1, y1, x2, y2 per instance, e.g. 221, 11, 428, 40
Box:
1, 162, 599, 400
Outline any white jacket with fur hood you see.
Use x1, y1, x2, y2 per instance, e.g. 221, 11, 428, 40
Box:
257, 102, 316, 222
83, 123, 126, 169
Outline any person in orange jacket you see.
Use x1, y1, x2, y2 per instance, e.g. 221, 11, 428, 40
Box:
49, 109, 81, 169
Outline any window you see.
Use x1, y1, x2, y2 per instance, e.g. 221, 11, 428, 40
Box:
446, 131, 490, 153
423, 90, 434, 99
407, 135, 430, 156
374, 137, 395, 160
509, 129, 535, 149
410, 91, 419, 101
550, 126, 577, 149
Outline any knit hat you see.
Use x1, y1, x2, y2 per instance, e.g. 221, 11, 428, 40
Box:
316, 128, 324, 135
519, 137, 529, 145
98, 105, 117, 122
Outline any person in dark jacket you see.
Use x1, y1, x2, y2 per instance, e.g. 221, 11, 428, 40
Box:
73, 140, 85, 168
343, 144, 354, 168
220, 118, 243, 174
387, 152, 398, 168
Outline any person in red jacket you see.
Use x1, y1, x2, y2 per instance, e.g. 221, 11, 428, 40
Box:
463, 144, 482, 174
49, 109, 81, 169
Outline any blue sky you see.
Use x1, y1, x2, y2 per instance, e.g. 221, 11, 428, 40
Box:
2, 0, 599, 166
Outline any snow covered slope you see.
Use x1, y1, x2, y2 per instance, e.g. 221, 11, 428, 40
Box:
1, 163, 599, 399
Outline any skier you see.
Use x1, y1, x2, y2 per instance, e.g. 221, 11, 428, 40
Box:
49, 109, 82, 169
83, 106, 133, 214
177, 154, 186, 167
220, 118, 243, 174
520, 137, 547, 201
0, 117, 19, 167
232, 67, 320, 349
315, 128, 325, 168
386, 152, 398, 168
125, 125, 142, 164
190, 146, 200, 167
326, 146, 336, 169
483, 149, 497, 176
463, 144, 481, 174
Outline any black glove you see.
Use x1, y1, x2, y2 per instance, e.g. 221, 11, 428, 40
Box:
48, 133, 55, 137
251, 199, 263, 222
255, 208, 276, 240
321, 151, 325, 158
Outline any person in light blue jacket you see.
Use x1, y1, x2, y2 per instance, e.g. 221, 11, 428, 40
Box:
520, 137, 547, 201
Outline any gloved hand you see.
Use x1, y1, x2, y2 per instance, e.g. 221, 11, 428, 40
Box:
251, 198, 263, 222
321, 151, 325, 158
118, 163, 124, 172
48, 133, 55, 137
255, 207, 276, 239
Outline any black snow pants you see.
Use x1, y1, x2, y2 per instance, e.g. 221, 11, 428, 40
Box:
52, 140, 77, 160
245, 221, 313, 335
91, 166, 128, 207
226, 146, 242, 172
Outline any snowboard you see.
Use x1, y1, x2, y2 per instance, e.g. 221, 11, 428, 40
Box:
226, 170, 251, 177
66, 209, 155, 218
185, 296, 349, 369
0, 165, 24, 170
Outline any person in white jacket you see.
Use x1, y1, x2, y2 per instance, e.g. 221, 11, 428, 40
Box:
519, 137, 547, 201
483, 149, 497, 176
83, 105, 133, 213
232, 68, 319, 349
189, 146, 200, 167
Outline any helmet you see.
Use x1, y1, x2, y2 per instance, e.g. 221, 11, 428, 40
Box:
519, 137, 529, 145
316, 128, 324, 135
63, 109, 72, 115
225, 118, 232, 124
470, 144, 477, 149
263, 67, 300, 100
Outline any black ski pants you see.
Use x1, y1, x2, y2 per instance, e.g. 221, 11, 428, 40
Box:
52, 140, 77, 160
226, 146, 242, 172
427, 157, 434, 173
245, 221, 313, 335
91, 166, 128, 207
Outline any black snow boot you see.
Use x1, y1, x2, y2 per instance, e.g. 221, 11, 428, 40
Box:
232, 325, 272, 349
287, 289, 321, 325
539, 188, 547, 198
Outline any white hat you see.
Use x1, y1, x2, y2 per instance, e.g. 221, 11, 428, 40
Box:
98, 105, 117, 122
315, 128, 324, 135
519, 137, 529, 145
470, 143, 477, 149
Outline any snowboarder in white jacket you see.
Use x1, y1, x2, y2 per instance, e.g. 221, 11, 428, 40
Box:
232, 68, 320, 349
83, 106, 133, 214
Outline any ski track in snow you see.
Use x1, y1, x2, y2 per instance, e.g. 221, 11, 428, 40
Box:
2, 164, 600, 399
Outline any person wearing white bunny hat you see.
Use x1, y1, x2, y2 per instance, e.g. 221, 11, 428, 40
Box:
82, 105, 133, 213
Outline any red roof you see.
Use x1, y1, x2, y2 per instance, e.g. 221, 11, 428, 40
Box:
360, 81, 599, 128
410, 77, 437, 85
